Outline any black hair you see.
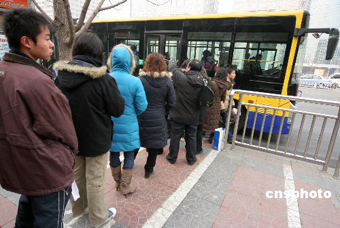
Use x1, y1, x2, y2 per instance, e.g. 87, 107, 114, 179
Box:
180, 59, 190, 69
189, 59, 202, 71
131, 45, 137, 51
4, 8, 53, 51
215, 67, 227, 81
226, 66, 236, 75
72, 32, 104, 61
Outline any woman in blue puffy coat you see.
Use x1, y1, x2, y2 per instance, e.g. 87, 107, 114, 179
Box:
108, 44, 148, 196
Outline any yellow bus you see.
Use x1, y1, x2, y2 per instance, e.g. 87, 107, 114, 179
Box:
91, 11, 338, 134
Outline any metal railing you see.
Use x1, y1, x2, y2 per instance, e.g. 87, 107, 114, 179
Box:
223, 89, 340, 179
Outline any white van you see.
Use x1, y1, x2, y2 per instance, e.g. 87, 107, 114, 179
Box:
330, 73, 340, 89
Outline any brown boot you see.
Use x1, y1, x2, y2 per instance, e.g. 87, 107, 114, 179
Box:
111, 166, 121, 191
119, 169, 137, 197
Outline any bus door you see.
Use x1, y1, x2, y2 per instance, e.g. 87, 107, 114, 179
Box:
145, 33, 181, 61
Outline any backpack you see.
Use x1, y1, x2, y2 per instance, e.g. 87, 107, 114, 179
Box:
197, 78, 214, 107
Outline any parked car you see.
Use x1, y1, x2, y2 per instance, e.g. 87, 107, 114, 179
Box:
329, 73, 340, 89
300, 74, 332, 88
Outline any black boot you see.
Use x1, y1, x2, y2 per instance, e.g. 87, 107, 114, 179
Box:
208, 133, 214, 144
144, 168, 153, 178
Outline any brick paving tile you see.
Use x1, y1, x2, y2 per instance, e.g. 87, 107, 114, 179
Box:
101, 145, 208, 228
0, 198, 17, 227
297, 197, 340, 225
212, 205, 259, 228
1, 220, 15, 228
213, 166, 288, 228
300, 213, 340, 228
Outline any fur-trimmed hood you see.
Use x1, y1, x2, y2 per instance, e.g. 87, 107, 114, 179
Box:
54, 60, 107, 79
107, 44, 135, 74
54, 57, 108, 91
139, 70, 173, 88
139, 70, 172, 78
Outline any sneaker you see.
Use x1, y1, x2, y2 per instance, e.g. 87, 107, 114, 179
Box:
93, 208, 116, 228
108, 207, 116, 219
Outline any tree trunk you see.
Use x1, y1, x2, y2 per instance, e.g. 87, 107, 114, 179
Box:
53, 0, 74, 60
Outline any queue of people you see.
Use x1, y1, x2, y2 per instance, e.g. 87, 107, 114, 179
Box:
0, 8, 238, 228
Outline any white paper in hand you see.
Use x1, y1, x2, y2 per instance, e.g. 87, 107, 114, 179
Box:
71, 181, 80, 201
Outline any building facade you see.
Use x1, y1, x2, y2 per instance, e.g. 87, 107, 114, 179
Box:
33, 0, 100, 20
232, 0, 311, 12
130, 0, 218, 18
302, 0, 340, 76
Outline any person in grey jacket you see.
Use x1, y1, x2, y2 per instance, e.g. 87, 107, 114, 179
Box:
167, 59, 204, 165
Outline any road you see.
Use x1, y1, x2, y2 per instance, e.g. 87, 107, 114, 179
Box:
236, 86, 340, 168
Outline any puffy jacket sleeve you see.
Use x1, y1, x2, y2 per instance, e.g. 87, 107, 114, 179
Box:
103, 75, 125, 117
32, 79, 78, 153
134, 78, 148, 116
165, 79, 176, 114
168, 60, 186, 87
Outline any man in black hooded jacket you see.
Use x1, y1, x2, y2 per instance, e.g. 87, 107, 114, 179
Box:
167, 59, 204, 165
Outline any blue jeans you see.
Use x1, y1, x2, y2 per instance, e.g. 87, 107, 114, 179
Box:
228, 128, 233, 142
15, 186, 71, 228
110, 151, 135, 169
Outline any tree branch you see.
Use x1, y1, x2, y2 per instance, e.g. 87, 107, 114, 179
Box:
62, 0, 75, 44
31, 0, 53, 23
75, 0, 91, 32
146, 0, 171, 6
77, 0, 127, 35
76, 0, 105, 35
99, 0, 127, 12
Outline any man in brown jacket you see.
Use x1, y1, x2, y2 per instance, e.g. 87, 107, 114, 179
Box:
0, 9, 78, 228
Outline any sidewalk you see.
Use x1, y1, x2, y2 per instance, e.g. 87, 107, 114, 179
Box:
1, 140, 340, 228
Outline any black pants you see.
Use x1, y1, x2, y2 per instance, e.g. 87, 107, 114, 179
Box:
144, 148, 163, 173
15, 186, 71, 228
196, 124, 203, 153
220, 110, 227, 128
168, 121, 197, 163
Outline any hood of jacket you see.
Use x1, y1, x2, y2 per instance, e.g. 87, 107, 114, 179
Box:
215, 79, 230, 90
109, 44, 135, 74
54, 55, 107, 91
186, 70, 204, 88
139, 70, 172, 88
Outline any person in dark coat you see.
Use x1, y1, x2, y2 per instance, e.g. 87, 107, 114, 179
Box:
139, 53, 176, 178
55, 32, 125, 227
196, 66, 209, 154
203, 67, 229, 143
167, 59, 204, 165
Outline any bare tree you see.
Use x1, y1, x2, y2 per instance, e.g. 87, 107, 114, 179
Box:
31, 0, 127, 60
